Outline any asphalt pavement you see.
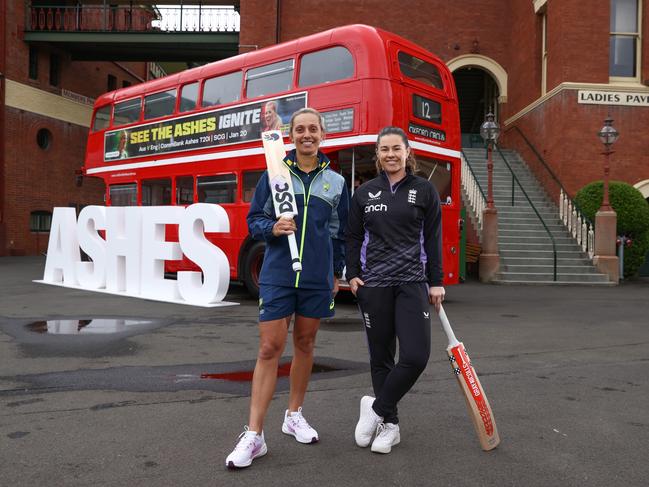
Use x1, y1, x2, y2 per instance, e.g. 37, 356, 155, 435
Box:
1, 256, 648, 487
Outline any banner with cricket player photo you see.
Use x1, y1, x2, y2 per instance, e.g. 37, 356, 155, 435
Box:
103, 92, 307, 162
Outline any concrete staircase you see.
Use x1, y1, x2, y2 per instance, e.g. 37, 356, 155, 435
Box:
462, 147, 612, 285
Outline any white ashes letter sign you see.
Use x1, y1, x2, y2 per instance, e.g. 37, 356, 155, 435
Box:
38, 204, 234, 307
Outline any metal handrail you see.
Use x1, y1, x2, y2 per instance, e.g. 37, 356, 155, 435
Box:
506, 125, 595, 259
494, 144, 558, 281
507, 126, 563, 190
460, 150, 487, 232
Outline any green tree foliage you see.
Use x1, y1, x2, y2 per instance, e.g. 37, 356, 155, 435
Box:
575, 181, 649, 278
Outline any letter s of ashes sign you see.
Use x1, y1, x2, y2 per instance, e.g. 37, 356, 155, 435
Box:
35, 204, 237, 307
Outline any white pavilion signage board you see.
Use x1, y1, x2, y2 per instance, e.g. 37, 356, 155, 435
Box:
578, 90, 649, 107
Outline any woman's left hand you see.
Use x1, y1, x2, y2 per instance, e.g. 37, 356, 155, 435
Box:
428, 286, 445, 312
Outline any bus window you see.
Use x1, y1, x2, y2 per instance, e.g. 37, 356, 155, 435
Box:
202, 71, 242, 107
397, 52, 443, 90
298, 47, 354, 87
246, 59, 294, 99
144, 89, 177, 120
179, 82, 199, 113
93, 105, 111, 132
142, 178, 172, 206
197, 174, 237, 204
418, 157, 452, 204
109, 183, 137, 206
242, 170, 264, 202
176, 176, 194, 205
337, 146, 376, 195
113, 98, 141, 126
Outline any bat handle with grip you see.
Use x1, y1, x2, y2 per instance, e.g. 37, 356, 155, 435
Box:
287, 232, 302, 272
438, 305, 460, 348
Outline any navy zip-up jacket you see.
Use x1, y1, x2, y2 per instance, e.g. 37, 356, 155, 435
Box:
247, 149, 349, 290
345, 171, 443, 286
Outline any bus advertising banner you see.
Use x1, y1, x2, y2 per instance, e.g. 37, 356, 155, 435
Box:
104, 92, 307, 162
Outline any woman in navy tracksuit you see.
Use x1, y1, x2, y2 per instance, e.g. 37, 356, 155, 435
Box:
346, 126, 445, 454
226, 108, 348, 469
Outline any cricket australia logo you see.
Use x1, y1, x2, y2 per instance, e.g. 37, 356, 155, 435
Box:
408, 189, 417, 204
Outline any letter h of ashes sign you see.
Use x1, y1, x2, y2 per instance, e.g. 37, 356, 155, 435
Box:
35, 204, 238, 307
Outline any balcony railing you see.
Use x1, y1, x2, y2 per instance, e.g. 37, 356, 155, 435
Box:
559, 189, 595, 259
26, 4, 240, 33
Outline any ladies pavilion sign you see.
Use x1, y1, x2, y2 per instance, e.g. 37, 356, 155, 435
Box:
578, 89, 649, 107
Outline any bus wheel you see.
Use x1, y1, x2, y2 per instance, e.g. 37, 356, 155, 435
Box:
243, 241, 265, 298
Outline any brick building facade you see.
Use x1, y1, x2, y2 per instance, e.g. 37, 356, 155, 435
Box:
0, 0, 148, 256
239, 0, 649, 203
2, 0, 648, 257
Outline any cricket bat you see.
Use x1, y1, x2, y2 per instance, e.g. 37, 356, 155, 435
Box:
438, 305, 500, 451
261, 130, 301, 272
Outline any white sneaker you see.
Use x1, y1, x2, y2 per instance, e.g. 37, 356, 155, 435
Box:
225, 427, 267, 469
355, 395, 383, 447
281, 407, 319, 444
371, 423, 400, 454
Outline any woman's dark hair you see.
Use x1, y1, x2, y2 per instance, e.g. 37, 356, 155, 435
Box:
374, 126, 417, 174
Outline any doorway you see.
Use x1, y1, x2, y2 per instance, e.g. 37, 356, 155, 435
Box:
452, 67, 499, 147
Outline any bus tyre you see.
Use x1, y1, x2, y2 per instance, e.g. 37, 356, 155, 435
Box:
243, 241, 265, 298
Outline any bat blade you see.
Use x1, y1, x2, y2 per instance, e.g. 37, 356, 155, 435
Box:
438, 305, 500, 451
448, 342, 500, 451
261, 130, 301, 272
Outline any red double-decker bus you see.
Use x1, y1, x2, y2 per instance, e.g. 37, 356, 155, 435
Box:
83, 24, 462, 296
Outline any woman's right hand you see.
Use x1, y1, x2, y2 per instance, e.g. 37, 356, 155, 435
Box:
272, 216, 297, 236
349, 277, 365, 296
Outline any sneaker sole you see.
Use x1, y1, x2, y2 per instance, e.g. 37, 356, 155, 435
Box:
281, 424, 319, 444
355, 396, 378, 447
371, 434, 401, 454
226, 443, 268, 469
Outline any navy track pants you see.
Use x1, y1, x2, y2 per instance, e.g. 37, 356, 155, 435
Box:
356, 282, 432, 424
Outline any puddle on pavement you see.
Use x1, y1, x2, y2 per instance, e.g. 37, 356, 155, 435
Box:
199, 361, 342, 381
0, 316, 171, 358
26, 319, 155, 335
6, 357, 366, 395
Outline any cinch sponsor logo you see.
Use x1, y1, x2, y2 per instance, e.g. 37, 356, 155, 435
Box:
365, 203, 387, 213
